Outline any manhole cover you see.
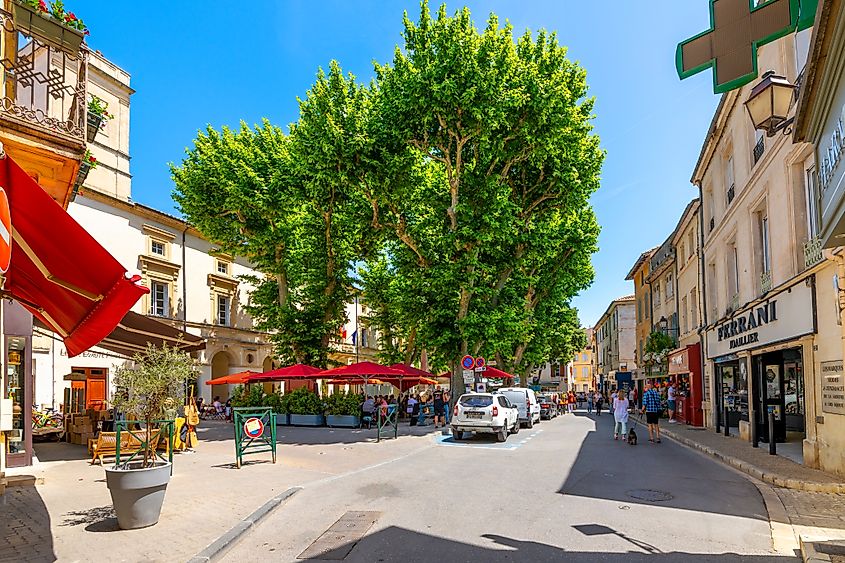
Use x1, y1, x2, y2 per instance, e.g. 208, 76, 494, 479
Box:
626, 489, 674, 502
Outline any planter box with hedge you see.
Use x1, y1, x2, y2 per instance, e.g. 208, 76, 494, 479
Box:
286, 388, 325, 426
324, 392, 362, 428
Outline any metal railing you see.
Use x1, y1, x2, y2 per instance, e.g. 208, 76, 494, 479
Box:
753, 137, 765, 164
803, 237, 824, 269
760, 270, 772, 294
0, 8, 87, 144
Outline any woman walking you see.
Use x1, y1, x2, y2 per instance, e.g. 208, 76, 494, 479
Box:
587, 391, 594, 414
613, 390, 629, 440
595, 391, 603, 416
567, 391, 576, 414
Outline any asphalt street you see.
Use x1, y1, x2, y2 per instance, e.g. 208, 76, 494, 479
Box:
223, 411, 794, 562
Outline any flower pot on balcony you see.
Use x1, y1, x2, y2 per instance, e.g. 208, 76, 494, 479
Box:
86, 112, 104, 143
75, 160, 91, 186
289, 414, 325, 427
11, 1, 84, 57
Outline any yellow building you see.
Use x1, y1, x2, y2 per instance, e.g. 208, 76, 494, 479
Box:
568, 330, 594, 393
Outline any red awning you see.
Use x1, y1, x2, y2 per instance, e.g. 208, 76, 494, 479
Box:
2, 155, 147, 357
244, 363, 322, 383
205, 371, 260, 385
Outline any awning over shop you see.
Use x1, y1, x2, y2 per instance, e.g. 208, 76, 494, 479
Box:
2, 155, 147, 357
34, 311, 205, 358
97, 312, 205, 357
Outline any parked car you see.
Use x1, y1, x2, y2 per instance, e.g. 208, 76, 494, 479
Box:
451, 393, 519, 442
498, 387, 541, 428
537, 394, 558, 419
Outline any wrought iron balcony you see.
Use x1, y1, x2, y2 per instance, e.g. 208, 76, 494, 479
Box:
760, 270, 772, 294
753, 136, 765, 165
803, 237, 824, 269
0, 7, 87, 147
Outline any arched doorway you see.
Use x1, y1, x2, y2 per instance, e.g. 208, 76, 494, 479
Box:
211, 351, 232, 402
261, 356, 276, 394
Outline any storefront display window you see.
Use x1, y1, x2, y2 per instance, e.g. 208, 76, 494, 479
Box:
5, 337, 27, 459
719, 360, 749, 426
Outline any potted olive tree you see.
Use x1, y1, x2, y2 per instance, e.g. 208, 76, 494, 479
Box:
107, 344, 197, 530
287, 387, 325, 426
325, 392, 362, 428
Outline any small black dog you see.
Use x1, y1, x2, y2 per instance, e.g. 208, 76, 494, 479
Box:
627, 427, 638, 445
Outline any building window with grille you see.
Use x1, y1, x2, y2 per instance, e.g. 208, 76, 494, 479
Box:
151, 240, 166, 257
150, 282, 169, 317
217, 295, 231, 326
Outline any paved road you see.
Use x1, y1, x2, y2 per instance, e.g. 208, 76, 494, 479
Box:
224, 411, 793, 562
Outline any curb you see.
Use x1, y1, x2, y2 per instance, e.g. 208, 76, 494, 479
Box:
630, 418, 845, 493
187, 487, 301, 563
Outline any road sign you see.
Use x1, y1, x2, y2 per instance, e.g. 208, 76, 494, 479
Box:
476, 356, 486, 369
462, 370, 475, 384
475, 366, 487, 372
461, 355, 475, 370
243, 417, 265, 439
0, 187, 10, 274
487, 360, 497, 366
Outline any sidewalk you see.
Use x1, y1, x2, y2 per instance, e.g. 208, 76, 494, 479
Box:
0, 421, 439, 562
630, 415, 845, 561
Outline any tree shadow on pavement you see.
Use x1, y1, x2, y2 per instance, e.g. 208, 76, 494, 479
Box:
195, 421, 441, 446
1, 487, 57, 561
296, 525, 786, 562
558, 412, 769, 521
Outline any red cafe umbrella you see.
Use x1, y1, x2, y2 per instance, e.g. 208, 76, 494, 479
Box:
317, 361, 403, 380
484, 366, 515, 381
205, 370, 260, 385
389, 364, 435, 378
244, 363, 322, 383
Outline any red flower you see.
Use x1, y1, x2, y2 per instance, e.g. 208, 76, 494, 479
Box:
37, 0, 47, 11
89, 156, 96, 163
65, 12, 77, 22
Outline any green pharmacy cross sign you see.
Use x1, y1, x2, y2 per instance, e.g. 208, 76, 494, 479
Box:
677, 0, 818, 94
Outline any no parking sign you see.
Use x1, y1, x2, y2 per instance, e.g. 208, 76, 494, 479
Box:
243, 417, 265, 439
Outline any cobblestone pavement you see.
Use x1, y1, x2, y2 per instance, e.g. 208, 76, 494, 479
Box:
0, 487, 56, 562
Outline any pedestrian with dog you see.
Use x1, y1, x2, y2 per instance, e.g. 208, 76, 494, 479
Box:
641, 382, 662, 443
613, 389, 629, 441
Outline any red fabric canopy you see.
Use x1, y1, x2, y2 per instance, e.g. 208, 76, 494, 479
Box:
244, 363, 322, 383
389, 363, 435, 378
2, 155, 147, 357
318, 361, 403, 379
205, 371, 260, 385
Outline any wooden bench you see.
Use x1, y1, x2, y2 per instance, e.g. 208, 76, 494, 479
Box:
90, 429, 166, 466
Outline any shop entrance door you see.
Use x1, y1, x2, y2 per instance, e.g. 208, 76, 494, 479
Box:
753, 349, 803, 443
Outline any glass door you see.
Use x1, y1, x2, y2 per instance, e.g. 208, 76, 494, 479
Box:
783, 351, 805, 433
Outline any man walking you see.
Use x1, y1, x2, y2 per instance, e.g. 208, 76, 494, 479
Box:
641, 382, 662, 443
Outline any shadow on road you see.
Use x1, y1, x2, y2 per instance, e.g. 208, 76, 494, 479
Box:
1, 486, 57, 561
297, 525, 785, 562
195, 420, 441, 445
558, 412, 768, 521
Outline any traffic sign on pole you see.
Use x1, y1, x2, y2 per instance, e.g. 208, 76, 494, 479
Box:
476, 356, 486, 369
461, 355, 475, 370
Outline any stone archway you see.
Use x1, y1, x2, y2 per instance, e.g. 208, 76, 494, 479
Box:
261, 356, 276, 394
211, 350, 233, 402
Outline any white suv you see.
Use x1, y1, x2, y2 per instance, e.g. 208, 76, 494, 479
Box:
451, 393, 519, 442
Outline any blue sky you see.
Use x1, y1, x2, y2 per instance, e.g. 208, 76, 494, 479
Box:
83, 1, 720, 328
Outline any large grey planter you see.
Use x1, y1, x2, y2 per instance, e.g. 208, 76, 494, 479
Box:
326, 415, 360, 428
105, 461, 171, 530
275, 413, 290, 426
289, 414, 325, 427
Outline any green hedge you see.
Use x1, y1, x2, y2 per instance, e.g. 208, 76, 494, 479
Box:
324, 392, 362, 416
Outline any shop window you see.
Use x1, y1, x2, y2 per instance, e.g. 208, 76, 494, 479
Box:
217, 295, 231, 326
150, 281, 169, 317
5, 337, 26, 459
